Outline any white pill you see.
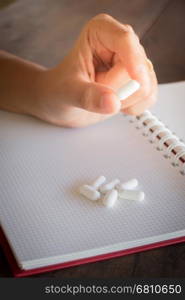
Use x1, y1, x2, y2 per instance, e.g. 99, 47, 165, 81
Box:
118, 80, 140, 101
91, 175, 106, 189
79, 185, 100, 201
116, 178, 138, 191
102, 189, 118, 208
119, 190, 145, 202
100, 179, 120, 194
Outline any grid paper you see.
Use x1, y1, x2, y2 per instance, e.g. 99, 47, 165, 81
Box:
0, 84, 185, 269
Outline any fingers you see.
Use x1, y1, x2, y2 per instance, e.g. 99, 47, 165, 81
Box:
121, 65, 158, 115
80, 81, 121, 114
86, 14, 157, 113
87, 14, 148, 79
62, 78, 121, 114
121, 59, 157, 107
66, 14, 157, 116
96, 62, 131, 90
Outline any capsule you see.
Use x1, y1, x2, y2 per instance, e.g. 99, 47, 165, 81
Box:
91, 175, 106, 189
102, 189, 118, 208
116, 178, 138, 191
118, 80, 140, 101
100, 179, 120, 194
79, 185, 100, 201
119, 190, 145, 202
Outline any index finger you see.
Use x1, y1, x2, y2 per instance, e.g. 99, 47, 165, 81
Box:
88, 14, 150, 86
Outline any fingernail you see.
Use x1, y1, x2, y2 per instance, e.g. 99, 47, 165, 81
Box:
100, 93, 110, 109
146, 58, 154, 72
100, 93, 120, 113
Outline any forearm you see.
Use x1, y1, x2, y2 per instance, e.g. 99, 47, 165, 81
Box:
0, 50, 47, 115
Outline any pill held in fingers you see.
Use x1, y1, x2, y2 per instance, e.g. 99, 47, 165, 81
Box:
102, 189, 118, 208
116, 178, 138, 191
118, 80, 140, 101
79, 185, 101, 201
91, 176, 106, 189
119, 190, 145, 202
100, 179, 120, 194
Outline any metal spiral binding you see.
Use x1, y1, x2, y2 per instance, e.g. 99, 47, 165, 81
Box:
128, 110, 185, 175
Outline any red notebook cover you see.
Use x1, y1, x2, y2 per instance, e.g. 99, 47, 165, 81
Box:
1, 225, 185, 277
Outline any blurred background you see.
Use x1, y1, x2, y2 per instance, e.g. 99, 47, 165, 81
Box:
0, 0, 185, 83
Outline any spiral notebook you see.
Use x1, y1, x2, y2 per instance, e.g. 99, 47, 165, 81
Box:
0, 81, 185, 277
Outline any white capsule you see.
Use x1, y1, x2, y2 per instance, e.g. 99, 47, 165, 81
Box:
116, 178, 138, 191
118, 80, 140, 101
102, 189, 118, 208
91, 176, 106, 189
100, 179, 120, 194
79, 185, 100, 201
119, 190, 145, 202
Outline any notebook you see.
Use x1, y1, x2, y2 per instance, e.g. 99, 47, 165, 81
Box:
0, 81, 185, 277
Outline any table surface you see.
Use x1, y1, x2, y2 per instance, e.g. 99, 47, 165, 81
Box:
0, 0, 185, 278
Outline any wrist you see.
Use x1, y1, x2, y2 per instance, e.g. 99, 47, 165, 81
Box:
30, 65, 67, 123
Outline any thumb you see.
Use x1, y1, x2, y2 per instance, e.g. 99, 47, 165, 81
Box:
65, 80, 121, 114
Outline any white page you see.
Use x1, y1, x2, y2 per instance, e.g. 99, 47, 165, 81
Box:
0, 83, 185, 270
151, 81, 185, 142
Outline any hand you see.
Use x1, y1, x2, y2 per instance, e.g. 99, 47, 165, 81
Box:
0, 14, 157, 127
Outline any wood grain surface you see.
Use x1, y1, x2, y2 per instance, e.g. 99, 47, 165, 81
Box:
0, 0, 185, 278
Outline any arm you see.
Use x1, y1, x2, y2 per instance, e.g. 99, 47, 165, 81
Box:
0, 50, 46, 115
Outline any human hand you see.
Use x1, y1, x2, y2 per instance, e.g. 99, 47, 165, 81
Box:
37, 14, 157, 127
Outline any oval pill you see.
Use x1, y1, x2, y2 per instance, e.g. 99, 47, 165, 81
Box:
118, 80, 140, 101
116, 179, 138, 191
79, 185, 100, 201
119, 190, 145, 202
91, 176, 106, 189
100, 179, 120, 194
102, 189, 118, 208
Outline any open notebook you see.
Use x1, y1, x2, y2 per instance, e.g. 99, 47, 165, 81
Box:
0, 81, 185, 277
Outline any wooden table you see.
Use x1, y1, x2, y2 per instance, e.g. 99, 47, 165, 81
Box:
0, 0, 185, 278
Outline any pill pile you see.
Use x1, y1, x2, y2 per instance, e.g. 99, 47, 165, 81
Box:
79, 176, 145, 207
